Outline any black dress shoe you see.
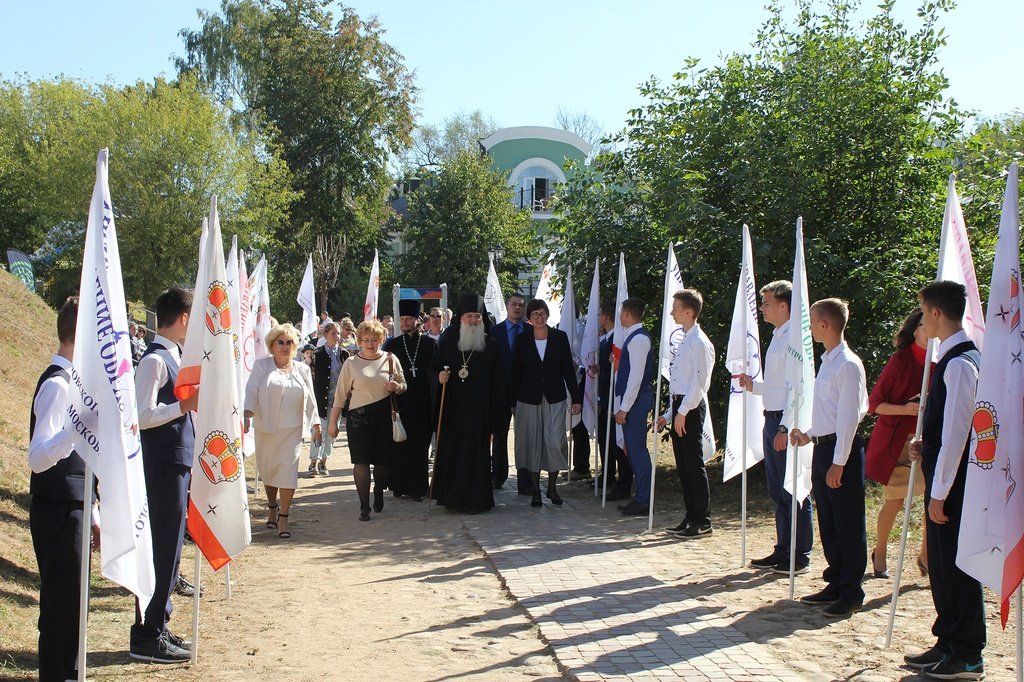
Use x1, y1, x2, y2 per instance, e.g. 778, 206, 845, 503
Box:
750, 553, 781, 569
800, 588, 840, 605
821, 600, 861, 618
619, 501, 649, 516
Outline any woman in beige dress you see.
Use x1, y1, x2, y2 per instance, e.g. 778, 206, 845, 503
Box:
328, 319, 406, 521
244, 323, 319, 538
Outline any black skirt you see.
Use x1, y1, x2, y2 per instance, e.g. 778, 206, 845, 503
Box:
346, 397, 392, 466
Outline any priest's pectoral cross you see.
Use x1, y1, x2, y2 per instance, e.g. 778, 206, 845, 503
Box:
410, 366, 417, 378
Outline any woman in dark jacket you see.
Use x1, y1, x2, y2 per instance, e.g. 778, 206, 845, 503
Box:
511, 299, 582, 507
865, 307, 929, 578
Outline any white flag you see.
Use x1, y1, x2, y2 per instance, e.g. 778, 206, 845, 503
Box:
226, 236, 244, 403
297, 254, 317, 339
612, 254, 629, 447
248, 256, 271, 361
176, 195, 251, 569
958, 163, 1022, 628
237, 251, 255, 457
723, 224, 765, 481
558, 267, 579, 359
535, 258, 563, 327
363, 249, 380, 321
484, 254, 507, 324
68, 149, 154, 609
783, 217, 815, 503
938, 174, 986, 350
580, 258, 601, 435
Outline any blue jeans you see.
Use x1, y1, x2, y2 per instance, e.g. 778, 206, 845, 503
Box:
762, 411, 813, 561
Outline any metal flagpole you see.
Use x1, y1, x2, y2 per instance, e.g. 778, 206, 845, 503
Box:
225, 563, 231, 600
741, 363, 748, 567
885, 339, 936, 647
788, 437, 799, 600
648, 345, 666, 533
76, 466, 94, 682
191, 551, 201, 664
602, 369, 616, 507
1017, 584, 1022, 682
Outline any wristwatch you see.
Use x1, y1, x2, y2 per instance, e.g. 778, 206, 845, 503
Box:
777, 425, 789, 433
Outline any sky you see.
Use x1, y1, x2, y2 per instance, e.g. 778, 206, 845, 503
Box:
1, 1, 1021, 136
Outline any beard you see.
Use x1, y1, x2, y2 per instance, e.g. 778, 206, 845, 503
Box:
457, 322, 486, 352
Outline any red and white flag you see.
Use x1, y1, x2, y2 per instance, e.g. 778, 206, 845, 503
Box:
297, 254, 317, 339
68, 149, 155, 608
363, 249, 380, 321
580, 258, 601, 435
958, 163, 1022, 627
938, 173, 986, 349
175, 196, 251, 570
237, 251, 255, 457
723, 225, 764, 481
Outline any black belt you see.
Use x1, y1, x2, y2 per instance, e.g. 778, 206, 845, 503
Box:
810, 433, 837, 445
763, 410, 783, 418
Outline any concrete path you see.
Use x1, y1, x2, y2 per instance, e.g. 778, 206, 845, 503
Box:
463, 488, 802, 681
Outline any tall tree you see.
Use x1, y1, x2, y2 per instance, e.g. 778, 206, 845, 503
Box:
177, 0, 417, 320
407, 110, 499, 171
0, 75, 294, 306
553, 0, 964, 426
554, 107, 604, 150
398, 151, 537, 298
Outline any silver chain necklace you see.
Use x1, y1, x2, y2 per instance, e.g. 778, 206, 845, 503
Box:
401, 332, 422, 378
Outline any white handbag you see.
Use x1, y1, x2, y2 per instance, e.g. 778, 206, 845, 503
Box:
388, 353, 408, 443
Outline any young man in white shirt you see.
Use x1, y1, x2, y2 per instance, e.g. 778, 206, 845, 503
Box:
657, 289, 715, 538
789, 298, 868, 618
28, 296, 100, 682
738, 280, 814, 571
904, 280, 985, 681
614, 297, 655, 516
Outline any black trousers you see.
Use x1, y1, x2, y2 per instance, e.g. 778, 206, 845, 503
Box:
132, 460, 190, 643
491, 404, 512, 487
668, 398, 711, 526
597, 405, 631, 492
811, 437, 867, 605
30, 496, 84, 682
923, 458, 986, 662
570, 420, 591, 474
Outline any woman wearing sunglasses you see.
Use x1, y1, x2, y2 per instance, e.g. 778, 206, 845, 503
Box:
244, 323, 319, 539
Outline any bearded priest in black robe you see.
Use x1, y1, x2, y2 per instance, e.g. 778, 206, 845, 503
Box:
383, 299, 436, 499
430, 293, 504, 513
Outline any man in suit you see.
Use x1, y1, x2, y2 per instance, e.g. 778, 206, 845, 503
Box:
592, 302, 631, 499
310, 321, 348, 476
614, 297, 655, 516
488, 292, 527, 491
130, 287, 197, 663
28, 296, 100, 682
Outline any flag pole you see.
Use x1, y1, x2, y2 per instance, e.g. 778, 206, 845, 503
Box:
225, 563, 231, 600
76, 466, 94, 682
649, 350, 665, 533
1016, 584, 1022, 682
885, 339, 935, 648
788, 437, 798, 600
191, 551, 201, 664
741, 366, 748, 568
602, 369, 616, 507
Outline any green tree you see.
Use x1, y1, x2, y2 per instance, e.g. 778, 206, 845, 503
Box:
177, 0, 417, 320
0, 75, 294, 306
398, 152, 537, 299
407, 110, 499, 171
553, 0, 964, 427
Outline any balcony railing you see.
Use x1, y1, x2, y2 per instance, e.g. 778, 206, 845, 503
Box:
514, 186, 555, 212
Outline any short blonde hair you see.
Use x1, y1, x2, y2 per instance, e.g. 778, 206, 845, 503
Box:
265, 323, 301, 357
356, 319, 386, 344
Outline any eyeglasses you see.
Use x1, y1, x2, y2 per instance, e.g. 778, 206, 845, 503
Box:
529, 311, 548, 319
430, 314, 442, 319
275, 339, 294, 346
360, 337, 380, 345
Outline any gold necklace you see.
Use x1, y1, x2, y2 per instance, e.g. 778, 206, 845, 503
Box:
458, 350, 474, 380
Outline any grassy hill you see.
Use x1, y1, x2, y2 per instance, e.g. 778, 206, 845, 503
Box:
0, 268, 60, 675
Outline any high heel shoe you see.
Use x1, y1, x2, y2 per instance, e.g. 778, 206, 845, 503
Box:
546, 490, 563, 506
359, 507, 371, 522
871, 550, 889, 579
531, 492, 542, 508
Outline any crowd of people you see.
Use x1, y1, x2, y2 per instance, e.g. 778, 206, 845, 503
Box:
27, 276, 988, 679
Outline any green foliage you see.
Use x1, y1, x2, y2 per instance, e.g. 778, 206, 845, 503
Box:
0, 75, 294, 307
398, 152, 537, 299
177, 0, 417, 320
553, 0, 964, 425
406, 110, 499, 171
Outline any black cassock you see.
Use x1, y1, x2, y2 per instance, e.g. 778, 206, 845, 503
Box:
430, 331, 504, 513
383, 332, 437, 497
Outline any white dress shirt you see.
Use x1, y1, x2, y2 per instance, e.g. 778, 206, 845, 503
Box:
930, 329, 979, 501
28, 355, 77, 473
751, 320, 790, 412
135, 334, 187, 430
618, 322, 651, 413
662, 323, 715, 419
806, 341, 868, 466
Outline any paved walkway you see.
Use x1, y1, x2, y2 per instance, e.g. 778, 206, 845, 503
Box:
462, 488, 800, 682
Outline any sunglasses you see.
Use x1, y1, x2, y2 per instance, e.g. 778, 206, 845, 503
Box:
275, 339, 294, 346
430, 314, 442, 319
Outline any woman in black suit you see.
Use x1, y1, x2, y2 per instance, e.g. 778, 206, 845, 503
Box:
511, 299, 583, 507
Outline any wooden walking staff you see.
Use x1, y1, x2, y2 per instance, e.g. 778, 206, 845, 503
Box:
426, 366, 450, 514
884, 339, 936, 647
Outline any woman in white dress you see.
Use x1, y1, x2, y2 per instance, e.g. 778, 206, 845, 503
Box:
244, 323, 319, 538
